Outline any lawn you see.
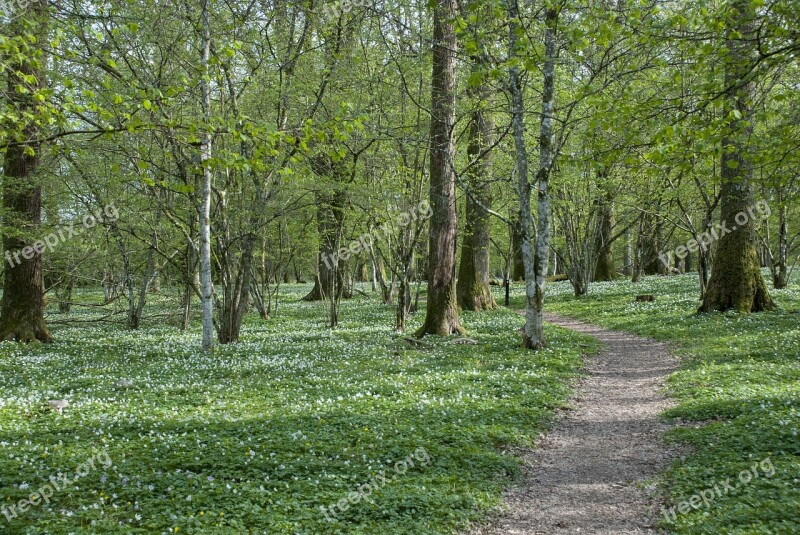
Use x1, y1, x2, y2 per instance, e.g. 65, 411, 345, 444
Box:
0, 285, 596, 534
535, 273, 800, 535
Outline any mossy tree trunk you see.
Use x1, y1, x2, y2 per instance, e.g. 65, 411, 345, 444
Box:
0, 0, 52, 343
457, 59, 496, 312
700, 0, 773, 313
593, 190, 616, 282
416, 0, 463, 337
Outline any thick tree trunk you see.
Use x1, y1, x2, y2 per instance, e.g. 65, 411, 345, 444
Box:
700, 0, 773, 313
0, 0, 52, 343
457, 61, 496, 312
416, 0, 463, 336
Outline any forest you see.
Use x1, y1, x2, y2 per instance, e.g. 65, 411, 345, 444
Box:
0, 0, 798, 533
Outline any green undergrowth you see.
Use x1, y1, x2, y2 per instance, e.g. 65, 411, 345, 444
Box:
0, 285, 596, 534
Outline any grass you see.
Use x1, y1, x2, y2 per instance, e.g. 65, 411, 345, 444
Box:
526, 272, 800, 535
0, 285, 597, 534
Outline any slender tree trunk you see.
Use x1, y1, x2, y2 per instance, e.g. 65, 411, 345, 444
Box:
396, 256, 414, 332
768, 203, 789, 289
700, 0, 773, 313
457, 59, 496, 312
0, 0, 52, 343
199, 0, 215, 351
623, 230, 633, 276
593, 191, 616, 281
57, 278, 74, 314
641, 213, 664, 275
511, 222, 526, 281
508, 1, 556, 349
530, 6, 557, 348
303, 159, 351, 303
416, 0, 463, 336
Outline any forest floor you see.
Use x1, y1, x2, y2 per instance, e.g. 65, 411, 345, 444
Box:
544, 273, 800, 534
468, 313, 678, 534
0, 275, 797, 533
0, 286, 597, 534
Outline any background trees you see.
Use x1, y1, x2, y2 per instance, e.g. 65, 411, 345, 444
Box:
1, 0, 797, 345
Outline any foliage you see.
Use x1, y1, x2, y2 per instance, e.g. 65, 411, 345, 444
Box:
0, 285, 597, 533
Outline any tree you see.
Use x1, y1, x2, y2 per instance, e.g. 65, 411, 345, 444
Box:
417, 0, 464, 336
0, 0, 53, 343
457, 58, 497, 312
700, 0, 774, 313
198, 0, 215, 351
508, 0, 557, 349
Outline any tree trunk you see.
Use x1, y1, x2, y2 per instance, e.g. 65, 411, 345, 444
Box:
457, 60, 496, 312
623, 230, 633, 276
416, 0, 463, 336
216, 233, 255, 343
508, 1, 556, 349
529, 6, 557, 347
511, 222, 526, 281
199, 0, 215, 352
700, 0, 773, 313
303, 187, 349, 302
768, 203, 789, 289
0, 0, 52, 343
641, 214, 664, 275
593, 192, 616, 281
57, 278, 74, 314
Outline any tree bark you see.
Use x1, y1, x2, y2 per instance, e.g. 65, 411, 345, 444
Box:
0, 0, 52, 343
416, 0, 463, 336
303, 188, 349, 302
766, 202, 789, 289
508, 1, 556, 349
511, 222, 526, 281
700, 0, 773, 313
593, 191, 616, 281
457, 60, 496, 312
198, 0, 215, 351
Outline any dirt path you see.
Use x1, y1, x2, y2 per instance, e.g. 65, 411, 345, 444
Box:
467, 313, 677, 535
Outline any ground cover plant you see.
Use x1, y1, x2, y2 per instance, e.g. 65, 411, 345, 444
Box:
0, 285, 597, 534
